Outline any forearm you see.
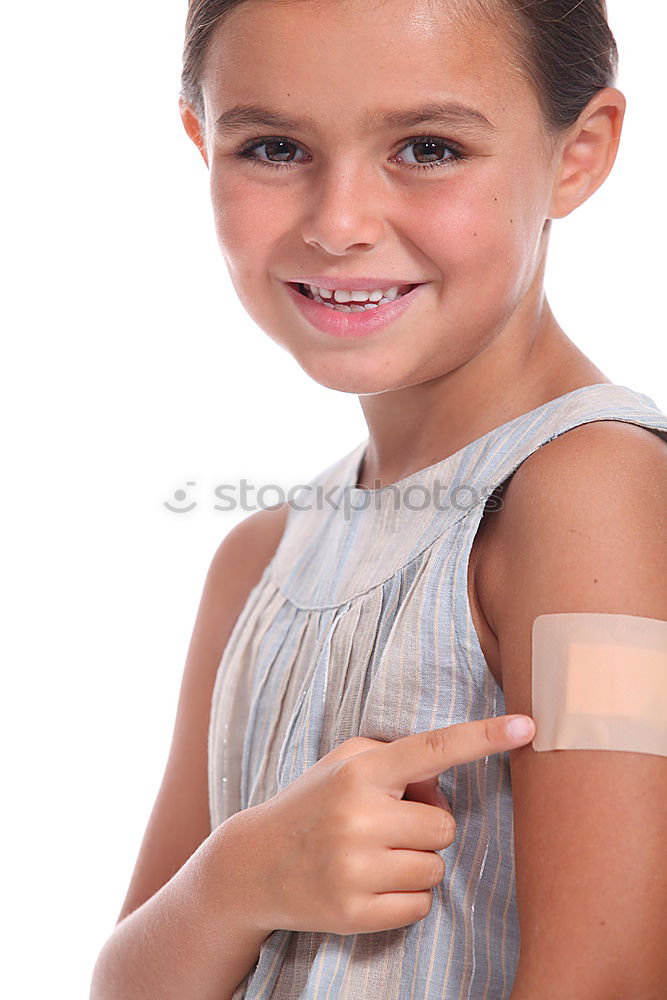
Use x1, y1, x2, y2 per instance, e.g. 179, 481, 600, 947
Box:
90, 813, 270, 1000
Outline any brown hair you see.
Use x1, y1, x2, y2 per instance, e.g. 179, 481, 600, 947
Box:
180, 0, 618, 143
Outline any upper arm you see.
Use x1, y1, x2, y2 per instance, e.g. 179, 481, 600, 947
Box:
115, 502, 290, 925
489, 421, 667, 999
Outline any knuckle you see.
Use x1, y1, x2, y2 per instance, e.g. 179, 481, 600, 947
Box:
434, 814, 456, 845
337, 892, 364, 930
432, 853, 446, 883
336, 803, 371, 843
331, 757, 362, 790
343, 736, 372, 752
337, 753, 366, 778
442, 816, 457, 843
424, 728, 451, 757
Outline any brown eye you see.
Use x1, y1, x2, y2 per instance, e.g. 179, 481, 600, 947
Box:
237, 137, 309, 166
393, 136, 466, 172
410, 139, 449, 163
258, 140, 298, 162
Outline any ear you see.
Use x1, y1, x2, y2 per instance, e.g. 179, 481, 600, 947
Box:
548, 87, 626, 219
179, 97, 209, 168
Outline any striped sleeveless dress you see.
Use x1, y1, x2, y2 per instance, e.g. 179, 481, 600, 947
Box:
208, 382, 667, 999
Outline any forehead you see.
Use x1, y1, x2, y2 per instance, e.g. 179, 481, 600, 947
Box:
201, 0, 535, 132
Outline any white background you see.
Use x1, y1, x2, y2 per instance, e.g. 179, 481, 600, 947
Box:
1, 1, 664, 995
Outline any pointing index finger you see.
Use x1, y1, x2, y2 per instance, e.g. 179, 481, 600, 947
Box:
364, 715, 535, 795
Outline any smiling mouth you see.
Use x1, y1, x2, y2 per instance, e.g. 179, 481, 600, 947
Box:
290, 281, 419, 312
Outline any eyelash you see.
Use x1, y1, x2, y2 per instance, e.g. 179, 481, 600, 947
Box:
234, 135, 468, 172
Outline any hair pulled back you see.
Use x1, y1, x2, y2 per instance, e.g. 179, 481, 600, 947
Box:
180, 0, 618, 142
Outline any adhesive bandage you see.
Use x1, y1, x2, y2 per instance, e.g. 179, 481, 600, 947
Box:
531, 613, 667, 756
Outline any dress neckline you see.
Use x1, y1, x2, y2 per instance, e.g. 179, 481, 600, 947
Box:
347, 382, 624, 494
271, 380, 667, 607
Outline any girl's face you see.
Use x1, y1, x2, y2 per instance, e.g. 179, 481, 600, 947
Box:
192, 0, 563, 394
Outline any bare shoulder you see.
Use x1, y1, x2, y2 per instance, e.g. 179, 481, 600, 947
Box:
475, 419, 667, 639
508, 417, 667, 495
115, 501, 291, 924
208, 501, 291, 605
492, 417, 667, 512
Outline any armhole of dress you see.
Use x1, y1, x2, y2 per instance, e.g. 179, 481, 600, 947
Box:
458, 413, 667, 710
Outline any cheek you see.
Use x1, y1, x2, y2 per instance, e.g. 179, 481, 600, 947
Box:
406, 174, 541, 297
209, 172, 287, 278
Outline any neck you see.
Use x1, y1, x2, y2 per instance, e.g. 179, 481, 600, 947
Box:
355, 295, 610, 491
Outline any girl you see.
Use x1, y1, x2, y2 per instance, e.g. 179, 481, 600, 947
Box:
91, 1, 667, 998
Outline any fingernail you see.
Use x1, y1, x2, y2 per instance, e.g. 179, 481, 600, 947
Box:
506, 716, 534, 740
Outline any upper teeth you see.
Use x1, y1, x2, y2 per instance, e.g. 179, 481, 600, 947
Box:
308, 285, 400, 303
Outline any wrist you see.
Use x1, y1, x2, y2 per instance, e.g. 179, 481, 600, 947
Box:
207, 806, 275, 940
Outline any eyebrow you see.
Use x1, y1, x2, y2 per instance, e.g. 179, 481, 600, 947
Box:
213, 100, 497, 136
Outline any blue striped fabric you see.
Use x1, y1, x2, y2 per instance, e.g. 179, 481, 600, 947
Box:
208, 383, 667, 999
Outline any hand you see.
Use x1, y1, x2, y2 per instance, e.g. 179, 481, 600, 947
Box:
236, 714, 535, 937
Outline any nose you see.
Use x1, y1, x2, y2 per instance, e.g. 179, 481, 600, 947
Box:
299, 162, 386, 256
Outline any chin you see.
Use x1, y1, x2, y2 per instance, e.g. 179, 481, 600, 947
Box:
293, 352, 413, 395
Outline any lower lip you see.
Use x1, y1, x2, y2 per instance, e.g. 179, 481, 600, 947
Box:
283, 282, 428, 339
